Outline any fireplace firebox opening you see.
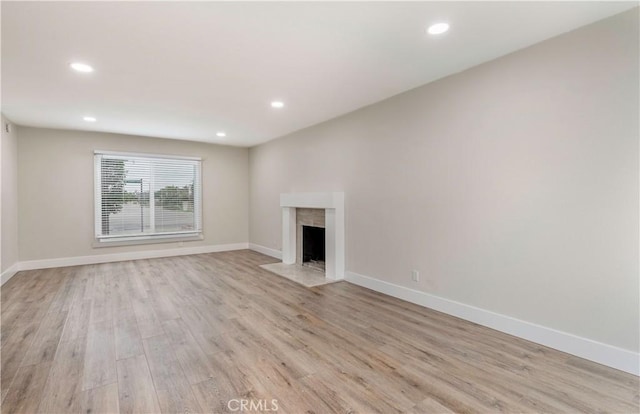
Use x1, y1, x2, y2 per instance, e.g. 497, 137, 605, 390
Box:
302, 225, 325, 271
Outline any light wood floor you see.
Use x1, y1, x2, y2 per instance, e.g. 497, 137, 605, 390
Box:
1, 250, 638, 414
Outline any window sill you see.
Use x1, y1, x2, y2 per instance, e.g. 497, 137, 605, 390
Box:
93, 233, 204, 248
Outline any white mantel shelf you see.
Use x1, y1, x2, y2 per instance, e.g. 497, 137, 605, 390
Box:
280, 192, 345, 280
280, 192, 343, 209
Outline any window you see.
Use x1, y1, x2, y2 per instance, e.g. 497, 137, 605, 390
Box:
94, 151, 202, 243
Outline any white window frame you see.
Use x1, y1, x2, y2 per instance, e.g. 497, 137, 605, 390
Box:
94, 150, 203, 245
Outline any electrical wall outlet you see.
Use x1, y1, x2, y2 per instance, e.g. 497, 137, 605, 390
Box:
411, 270, 420, 282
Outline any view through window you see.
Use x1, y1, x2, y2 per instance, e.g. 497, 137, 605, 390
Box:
94, 152, 202, 241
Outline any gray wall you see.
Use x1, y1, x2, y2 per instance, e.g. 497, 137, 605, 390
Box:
1, 115, 19, 272
18, 127, 249, 261
249, 10, 639, 352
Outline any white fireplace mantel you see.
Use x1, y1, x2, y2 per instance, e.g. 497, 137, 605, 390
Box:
280, 192, 344, 280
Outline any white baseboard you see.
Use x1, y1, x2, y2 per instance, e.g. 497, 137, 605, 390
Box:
249, 243, 282, 260
15, 242, 249, 273
1, 263, 19, 286
345, 271, 639, 376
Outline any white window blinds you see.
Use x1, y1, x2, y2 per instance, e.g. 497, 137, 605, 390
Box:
94, 152, 202, 241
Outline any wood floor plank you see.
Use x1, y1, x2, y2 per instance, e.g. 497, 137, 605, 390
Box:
20, 310, 68, 367
116, 354, 161, 414
37, 338, 86, 413
1, 362, 52, 414
131, 296, 164, 339
79, 382, 120, 414
247, 357, 341, 414
148, 284, 181, 322
90, 272, 115, 325
161, 318, 217, 385
1, 300, 33, 333
114, 307, 144, 361
298, 372, 355, 413
190, 378, 230, 414
405, 397, 456, 414
191, 350, 266, 413
59, 299, 92, 342
313, 367, 403, 414
111, 266, 134, 313
82, 319, 117, 391
127, 262, 149, 300
225, 318, 312, 381
1, 270, 61, 401
1, 323, 40, 400
44, 268, 76, 314
143, 334, 203, 413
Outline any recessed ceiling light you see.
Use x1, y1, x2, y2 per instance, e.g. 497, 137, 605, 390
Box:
270, 101, 285, 108
70, 62, 94, 73
427, 22, 450, 35
83, 116, 97, 122
216, 131, 226, 137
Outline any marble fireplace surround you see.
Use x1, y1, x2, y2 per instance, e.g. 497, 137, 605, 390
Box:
281, 192, 345, 280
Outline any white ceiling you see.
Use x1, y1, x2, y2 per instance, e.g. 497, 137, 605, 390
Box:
2, 2, 636, 147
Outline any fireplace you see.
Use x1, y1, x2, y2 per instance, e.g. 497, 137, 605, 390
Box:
302, 225, 325, 271
280, 192, 345, 280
